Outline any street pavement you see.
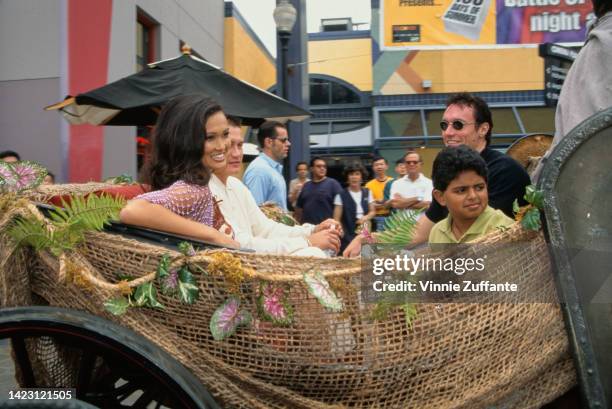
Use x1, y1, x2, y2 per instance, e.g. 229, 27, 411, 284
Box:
0, 339, 17, 398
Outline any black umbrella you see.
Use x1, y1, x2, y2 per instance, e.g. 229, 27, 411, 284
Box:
45, 48, 310, 127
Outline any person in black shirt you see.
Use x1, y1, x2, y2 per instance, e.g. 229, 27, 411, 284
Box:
415, 93, 530, 243
342, 93, 531, 256
295, 157, 343, 226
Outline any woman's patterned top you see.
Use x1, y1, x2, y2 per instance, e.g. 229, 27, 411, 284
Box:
134, 180, 214, 227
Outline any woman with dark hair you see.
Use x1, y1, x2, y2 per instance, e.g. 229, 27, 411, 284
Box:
120, 95, 239, 247
333, 163, 376, 252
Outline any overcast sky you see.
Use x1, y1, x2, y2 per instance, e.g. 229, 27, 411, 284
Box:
230, 0, 371, 57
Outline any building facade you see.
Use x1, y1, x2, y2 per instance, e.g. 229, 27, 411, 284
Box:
0, 0, 224, 182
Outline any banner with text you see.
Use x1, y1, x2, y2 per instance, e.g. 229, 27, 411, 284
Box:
382, 0, 595, 48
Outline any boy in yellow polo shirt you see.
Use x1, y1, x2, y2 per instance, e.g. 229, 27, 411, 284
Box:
429, 146, 514, 244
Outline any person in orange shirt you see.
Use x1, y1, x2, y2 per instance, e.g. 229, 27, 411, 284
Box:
365, 156, 393, 231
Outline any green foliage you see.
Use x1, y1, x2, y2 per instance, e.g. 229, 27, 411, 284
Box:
376, 210, 421, 245
513, 185, 544, 231
105, 251, 202, 316
133, 282, 164, 309
177, 267, 199, 304
104, 173, 134, 184
512, 199, 520, 215
104, 297, 130, 316
524, 185, 544, 209
370, 298, 418, 331
178, 241, 196, 256
8, 193, 125, 256
522, 208, 541, 231
401, 303, 418, 329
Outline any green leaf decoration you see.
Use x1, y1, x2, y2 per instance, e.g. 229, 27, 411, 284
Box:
303, 271, 343, 312
178, 241, 196, 257
8, 193, 125, 257
115, 271, 134, 282
210, 297, 252, 341
376, 210, 420, 245
370, 299, 393, 321
279, 214, 297, 226
512, 199, 520, 215
156, 254, 176, 295
521, 208, 541, 231
402, 303, 418, 330
178, 267, 199, 304
133, 282, 164, 309
104, 173, 133, 184
257, 283, 293, 326
104, 297, 130, 316
524, 185, 544, 209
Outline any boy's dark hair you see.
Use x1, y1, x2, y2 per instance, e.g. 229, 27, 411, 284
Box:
395, 158, 405, 165
0, 150, 21, 161
343, 163, 367, 181
372, 156, 387, 165
143, 95, 223, 190
256, 121, 286, 148
296, 161, 308, 170
310, 156, 326, 167
446, 92, 493, 146
432, 146, 488, 192
227, 115, 242, 127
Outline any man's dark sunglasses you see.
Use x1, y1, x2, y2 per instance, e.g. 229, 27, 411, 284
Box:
440, 120, 477, 131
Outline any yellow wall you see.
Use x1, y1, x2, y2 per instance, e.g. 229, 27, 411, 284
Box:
379, 47, 544, 95
308, 38, 372, 91
224, 17, 276, 91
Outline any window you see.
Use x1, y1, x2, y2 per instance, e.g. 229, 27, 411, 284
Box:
424, 109, 445, 136
136, 11, 158, 72
309, 77, 361, 106
310, 121, 371, 147
377, 104, 554, 148
379, 111, 423, 137
517, 107, 555, 134
489, 108, 521, 134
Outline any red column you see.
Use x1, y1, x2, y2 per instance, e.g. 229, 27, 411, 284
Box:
67, 0, 112, 182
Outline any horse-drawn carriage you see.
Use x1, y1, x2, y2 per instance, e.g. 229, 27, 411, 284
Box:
1, 74, 610, 407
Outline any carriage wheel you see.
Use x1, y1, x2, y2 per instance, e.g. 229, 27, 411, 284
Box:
0, 307, 220, 409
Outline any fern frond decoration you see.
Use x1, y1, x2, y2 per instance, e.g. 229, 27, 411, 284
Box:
376, 210, 421, 245
8, 193, 125, 256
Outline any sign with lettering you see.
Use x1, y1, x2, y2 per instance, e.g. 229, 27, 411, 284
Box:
381, 0, 595, 48
497, 0, 594, 44
538, 43, 576, 107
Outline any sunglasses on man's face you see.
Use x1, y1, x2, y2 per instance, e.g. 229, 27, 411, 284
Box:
440, 120, 477, 131
274, 137, 289, 143
404, 160, 420, 165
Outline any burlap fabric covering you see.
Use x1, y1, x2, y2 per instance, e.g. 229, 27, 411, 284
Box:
0, 191, 576, 408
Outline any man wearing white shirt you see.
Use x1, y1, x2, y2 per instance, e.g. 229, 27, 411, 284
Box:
388, 150, 433, 217
209, 117, 341, 256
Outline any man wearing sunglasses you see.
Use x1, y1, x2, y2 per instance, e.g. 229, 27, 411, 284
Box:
342, 92, 530, 256
387, 150, 433, 218
410, 92, 531, 244
243, 121, 291, 210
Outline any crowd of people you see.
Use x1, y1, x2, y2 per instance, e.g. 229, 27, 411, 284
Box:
0, 89, 561, 256
113, 90, 534, 257
5, 0, 611, 256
